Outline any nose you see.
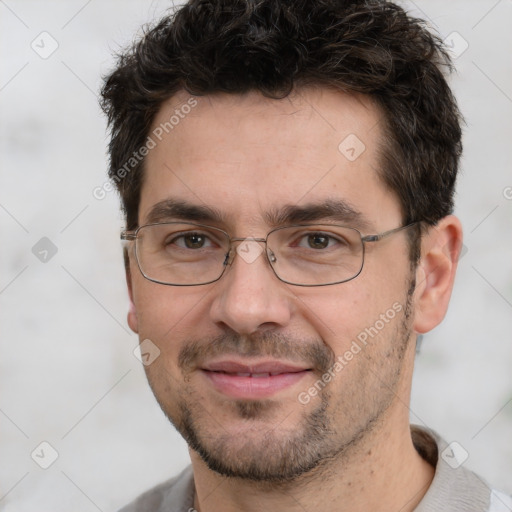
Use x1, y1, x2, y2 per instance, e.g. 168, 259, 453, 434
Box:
209, 240, 293, 335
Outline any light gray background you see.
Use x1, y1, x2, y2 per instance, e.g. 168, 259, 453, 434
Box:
1, 1, 511, 510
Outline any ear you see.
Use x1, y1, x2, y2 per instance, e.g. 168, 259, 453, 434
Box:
125, 249, 139, 334
412, 215, 463, 334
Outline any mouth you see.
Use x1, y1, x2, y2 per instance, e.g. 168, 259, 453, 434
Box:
200, 360, 312, 399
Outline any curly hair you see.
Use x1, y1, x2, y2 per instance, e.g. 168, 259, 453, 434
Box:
101, 0, 463, 253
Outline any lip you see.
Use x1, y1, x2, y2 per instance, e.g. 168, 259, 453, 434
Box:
200, 359, 311, 399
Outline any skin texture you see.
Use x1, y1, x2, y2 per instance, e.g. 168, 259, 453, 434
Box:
125, 88, 463, 512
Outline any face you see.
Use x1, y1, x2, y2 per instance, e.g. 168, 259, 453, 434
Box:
127, 88, 417, 481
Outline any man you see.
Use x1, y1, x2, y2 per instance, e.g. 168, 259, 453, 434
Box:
101, 1, 510, 510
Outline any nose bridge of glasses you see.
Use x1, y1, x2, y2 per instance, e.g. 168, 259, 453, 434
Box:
225, 237, 270, 266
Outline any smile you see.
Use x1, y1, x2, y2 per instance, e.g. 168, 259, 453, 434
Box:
200, 360, 312, 399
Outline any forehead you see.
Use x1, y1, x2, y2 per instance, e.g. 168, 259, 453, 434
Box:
140, 88, 400, 230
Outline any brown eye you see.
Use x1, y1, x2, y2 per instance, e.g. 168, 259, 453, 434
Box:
183, 234, 206, 249
307, 234, 329, 249
168, 232, 213, 249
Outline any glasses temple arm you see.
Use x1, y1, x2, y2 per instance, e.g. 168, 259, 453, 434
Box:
361, 222, 418, 243
120, 232, 137, 241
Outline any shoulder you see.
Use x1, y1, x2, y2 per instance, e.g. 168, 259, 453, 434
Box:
118, 466, 195, 512
412, 425, 512, 512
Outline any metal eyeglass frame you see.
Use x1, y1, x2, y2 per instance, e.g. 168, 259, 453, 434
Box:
121, 221, 418, 287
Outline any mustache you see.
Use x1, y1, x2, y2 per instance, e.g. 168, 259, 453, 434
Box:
178, 331, 335, 374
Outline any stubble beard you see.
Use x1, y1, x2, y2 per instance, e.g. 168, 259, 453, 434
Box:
151, 281, 416, 484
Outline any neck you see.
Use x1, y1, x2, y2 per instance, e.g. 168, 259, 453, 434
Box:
190, 411, 434, 512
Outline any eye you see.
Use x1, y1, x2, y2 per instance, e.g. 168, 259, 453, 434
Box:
297, 232, 345, 250
168, 232, 214, 249
304, 233, 330, 249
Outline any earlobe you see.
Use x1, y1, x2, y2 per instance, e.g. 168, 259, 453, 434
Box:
128, 297, 139, 333
412, 215, 463, 334
126, 264, 139, 334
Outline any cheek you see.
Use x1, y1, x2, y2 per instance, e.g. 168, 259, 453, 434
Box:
297, 278, 405, 356
133, 285, 191, 400
297, 286, 376, 337
132, 279, 213, 355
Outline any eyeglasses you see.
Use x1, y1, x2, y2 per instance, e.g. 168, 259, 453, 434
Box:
121, 222, 417, 287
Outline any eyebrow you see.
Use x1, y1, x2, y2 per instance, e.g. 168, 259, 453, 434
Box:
144, 198, 372, 232
145, 199, 226, 225
265, 200, 373, 231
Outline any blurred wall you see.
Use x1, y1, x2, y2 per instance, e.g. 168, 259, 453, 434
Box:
0, 1, 511, 510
